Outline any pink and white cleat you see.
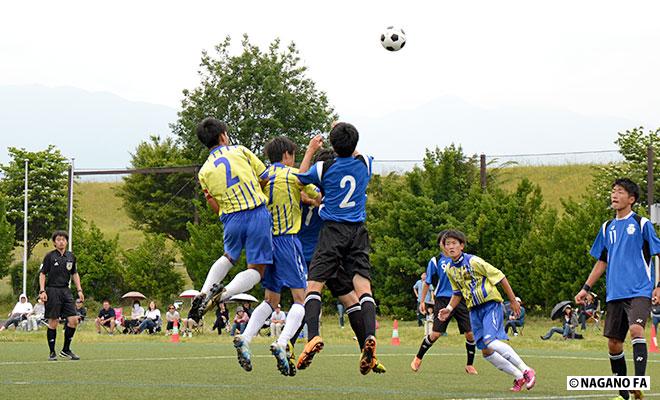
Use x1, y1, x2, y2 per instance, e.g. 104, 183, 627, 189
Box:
523, 369, 536, 390
510, 377, 526, 392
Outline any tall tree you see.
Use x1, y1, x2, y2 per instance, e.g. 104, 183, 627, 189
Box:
117, 136, 197, 241
0, 197, 16, 279
172, 35, 336, 162
0, 146, 68, 258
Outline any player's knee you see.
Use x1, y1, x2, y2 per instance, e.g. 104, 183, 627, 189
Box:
465, 331, 475, 341
429, 331, 441, 342
629, 324, 644, 338
608, 337, 624, 353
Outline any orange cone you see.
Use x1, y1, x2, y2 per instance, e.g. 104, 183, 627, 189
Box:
650, 325, 658, 353
171, 320, 180, 343
391, 319, 400, 346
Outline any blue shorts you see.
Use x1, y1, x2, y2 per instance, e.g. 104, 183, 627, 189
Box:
221, 205, 273, 265
262, 235, 307, 293
470, 301, 509, 350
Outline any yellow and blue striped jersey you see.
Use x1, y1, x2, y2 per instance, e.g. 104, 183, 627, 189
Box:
198, 145, 268, 216
261, 163, 319, 236
445, 253, 505, 309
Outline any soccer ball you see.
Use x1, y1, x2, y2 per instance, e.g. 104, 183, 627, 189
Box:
380, 26, 406, 52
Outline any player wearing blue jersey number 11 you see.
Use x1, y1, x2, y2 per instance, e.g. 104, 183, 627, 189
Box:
188, 117, 273, 324
576, 178, 660, 400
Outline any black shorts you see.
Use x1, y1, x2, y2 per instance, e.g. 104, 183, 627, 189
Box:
44, 287, 77, 320
326, 265, 354, 298
308, 221, 371, 283
604, 297, 651, 341
433, 296, 471, 334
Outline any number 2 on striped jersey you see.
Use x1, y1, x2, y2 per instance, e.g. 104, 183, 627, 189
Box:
339, 175, 356, 208
214, 157, 240, 188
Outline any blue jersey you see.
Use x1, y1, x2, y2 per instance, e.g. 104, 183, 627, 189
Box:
425, 255, 454, 298
298, 202, 324, 263
296, 155, 373, 223
590, 212, 660, 302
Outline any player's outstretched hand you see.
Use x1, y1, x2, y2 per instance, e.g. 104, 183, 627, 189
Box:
438, 308, 451, 322
652, 287, 660, 305
509, 300, 521, 318
574, 289, 588, 305
307, 135, 324, 152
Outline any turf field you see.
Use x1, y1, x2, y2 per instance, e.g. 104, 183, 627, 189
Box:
1, 317, 658, 399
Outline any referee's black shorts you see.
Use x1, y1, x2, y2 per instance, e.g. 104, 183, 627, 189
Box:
44, 287, 77, 320
433, 296, 471, 334
308, 221, 371, 283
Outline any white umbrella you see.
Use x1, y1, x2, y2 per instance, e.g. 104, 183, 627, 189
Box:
179, 289, 200, 298
227, 293, 258, 303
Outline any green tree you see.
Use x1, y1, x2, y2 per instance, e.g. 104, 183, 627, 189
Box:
117, 136, 197, 241
123, 233, 183, 301
9, 260, 40, 298
0, 146, 68, 257
0, 197, 16, 279
73, 222, 126, 302
172, 35, 336, 161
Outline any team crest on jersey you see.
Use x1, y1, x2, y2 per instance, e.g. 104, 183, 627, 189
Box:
627, 224, 636, 235
66, 262, 73, 271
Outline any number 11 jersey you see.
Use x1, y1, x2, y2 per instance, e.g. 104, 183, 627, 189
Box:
198, 144, 268, 216
296, 154, 373, 223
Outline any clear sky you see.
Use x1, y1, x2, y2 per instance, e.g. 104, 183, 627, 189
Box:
1, 0, 659, 164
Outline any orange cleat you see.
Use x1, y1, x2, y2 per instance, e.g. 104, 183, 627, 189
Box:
296, 336, 324, 370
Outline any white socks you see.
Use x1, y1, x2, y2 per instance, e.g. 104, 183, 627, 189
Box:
277, 303, 305, 346
200, 256, 233, 294
488, 340, 530, 372
220, 269, 262, 301
241, 301, 273, 344
485, 351, 523, 379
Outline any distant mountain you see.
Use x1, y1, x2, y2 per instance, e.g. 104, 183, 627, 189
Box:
0, 85, 177, 169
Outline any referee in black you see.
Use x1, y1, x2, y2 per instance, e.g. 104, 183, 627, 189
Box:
39, 230, 84, 361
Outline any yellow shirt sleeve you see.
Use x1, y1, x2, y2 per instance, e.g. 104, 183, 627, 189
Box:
303, 184, 320, 199
241, 146, 267, 180
470, 256, 505, 286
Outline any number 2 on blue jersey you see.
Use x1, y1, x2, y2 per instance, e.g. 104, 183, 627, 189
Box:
213, 157, 240, 188
339, 175, 356, 208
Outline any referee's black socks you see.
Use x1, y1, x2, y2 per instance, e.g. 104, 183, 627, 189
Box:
304, 292, 322, 339
63, 325, 76, 352
359, 294, 376, 338
632, 337, 647, 376
609, 351, 629, 399
47, 328, 56, 353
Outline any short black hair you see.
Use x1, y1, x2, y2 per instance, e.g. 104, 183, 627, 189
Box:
51, 230, 68, 242
612, 178, 640, 204
329, 122, 359, 157
436, 230, 448, 246
313, 148, 336, 163
264, 136, 297, 163
102, 299, 110, 304
196, 117, 227, 149
441, 229, 467, 246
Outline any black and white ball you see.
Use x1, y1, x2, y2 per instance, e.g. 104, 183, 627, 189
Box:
380, 26, 406, 52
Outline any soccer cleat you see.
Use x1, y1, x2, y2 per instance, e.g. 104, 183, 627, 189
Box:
59, 349, 80, 360
233, 335, 252, 372
204, 283, 226, 315
523, 368, 536, 390
510, 377, 526, 392
286, 341, 297, 377
410, 356, 422, 372
359, 335, 377, 375
48, 352, 57, 361
270, 342, 290, 376
297, 336, 324, 370
188, 292, 207, 323
372, 358, 387, 374
465, 365, 478, 375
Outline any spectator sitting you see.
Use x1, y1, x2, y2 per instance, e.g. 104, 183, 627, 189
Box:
270, 304, 286, 337
212, 303, 229, 335
123, 300, 144, 334
541, 305, 583, 340
230, 306, 249, 336
74, 299, 87, 323
165, 304, 180, 335
504, 297, 525, 336
95, 299, 116, 335
241, 302, 253, 317
0, 294, 33, 332
28, 298, 46, 331
578, 292, 599, 330
137, 301, 161, 334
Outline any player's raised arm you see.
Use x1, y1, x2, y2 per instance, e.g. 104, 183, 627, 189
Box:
299, 134, 324, 173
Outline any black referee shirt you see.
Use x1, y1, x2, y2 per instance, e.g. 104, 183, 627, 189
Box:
41, 249, 77, 288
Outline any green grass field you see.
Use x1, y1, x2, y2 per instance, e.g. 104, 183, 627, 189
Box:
0, 316, 658, 399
